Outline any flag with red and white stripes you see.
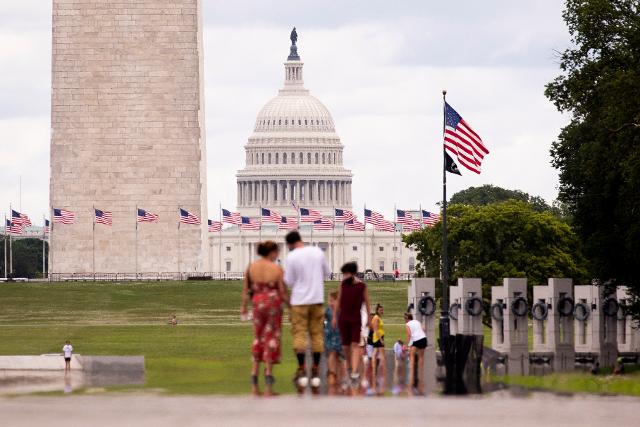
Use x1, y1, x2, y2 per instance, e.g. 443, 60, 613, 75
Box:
240, 216, 260, 230
5, 219, 22, 234
396, 210, 415, 225
137, 208, 159, 223
334, 208, 355, 223
208, 219, 222, 232
313, 217, 333, 231
443, 102, 489, 174
179, 208, 200, 225
344, 218, 365, 231
278, 216, 298, 230
421, 210, 440, 226
375, 219, 396, 232
222, 208, 242, 225
299, 207, 322, 223
261, 208, 282, 224
94, 209, 113, 226
364, 209, 388, 227
12, 210, 31, 227
44, 219, 50, 234
53, 208, 75, 224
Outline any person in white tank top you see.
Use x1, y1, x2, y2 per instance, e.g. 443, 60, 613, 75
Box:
404, 313, 427, 396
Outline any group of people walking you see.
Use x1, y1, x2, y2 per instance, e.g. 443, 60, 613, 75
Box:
240, 230, 427, 396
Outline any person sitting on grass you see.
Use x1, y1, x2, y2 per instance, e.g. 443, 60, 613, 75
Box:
241, 241, 289, 396
332, 261, 371, 395
169, 315, 178, 326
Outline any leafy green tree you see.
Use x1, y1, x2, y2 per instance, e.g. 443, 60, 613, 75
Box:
0, 237, 48, 279
403, 201, 589, 296
449, 184, 562, 217
545, 0, 640, 315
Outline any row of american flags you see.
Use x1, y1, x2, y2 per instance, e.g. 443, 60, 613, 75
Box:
3, 206, 440, 235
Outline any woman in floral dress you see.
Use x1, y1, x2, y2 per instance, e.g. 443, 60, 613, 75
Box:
241, 241, 289, 396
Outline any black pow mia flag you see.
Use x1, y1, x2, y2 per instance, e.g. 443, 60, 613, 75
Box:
444, 151, 462, 175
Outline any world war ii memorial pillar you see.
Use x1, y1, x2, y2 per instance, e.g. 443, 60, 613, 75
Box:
50, 0, 209, 274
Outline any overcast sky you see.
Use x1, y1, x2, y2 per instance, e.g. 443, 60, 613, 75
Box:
0, 0, 571, 222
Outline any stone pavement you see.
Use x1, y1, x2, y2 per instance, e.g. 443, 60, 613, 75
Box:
1, 391, 638, 427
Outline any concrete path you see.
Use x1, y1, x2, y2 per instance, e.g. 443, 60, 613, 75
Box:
1, 392, 638, 427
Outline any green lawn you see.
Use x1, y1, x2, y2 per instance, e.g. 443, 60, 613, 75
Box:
0, 280, 410, 394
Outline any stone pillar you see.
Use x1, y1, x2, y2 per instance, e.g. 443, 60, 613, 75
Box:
237, 183, 242, 206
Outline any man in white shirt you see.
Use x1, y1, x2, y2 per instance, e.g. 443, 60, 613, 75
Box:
283, 231, 330, 394
62, 340, 73, 373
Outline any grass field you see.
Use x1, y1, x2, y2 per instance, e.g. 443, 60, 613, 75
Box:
0, 280, 411, 394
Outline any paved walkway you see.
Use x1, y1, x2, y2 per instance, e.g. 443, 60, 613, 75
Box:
2, 392, 638, 427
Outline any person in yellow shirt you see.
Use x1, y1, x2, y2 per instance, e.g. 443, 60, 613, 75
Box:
371, 304, 386, 395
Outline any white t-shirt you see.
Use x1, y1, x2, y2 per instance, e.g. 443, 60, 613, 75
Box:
63, 344, 73, 358
406, 319, 426, 345
360, 303, 369, 339
284, 245, 330, 305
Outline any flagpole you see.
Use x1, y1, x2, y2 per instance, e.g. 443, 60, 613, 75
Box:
363, 204, 367, 272
92, 204, 95, 278
42, 215, 45, 279
218, 203, 222, 276
440, 89, 450, 345
393, 205, 397, 274
135, 205, 138, 279
3, 213, 7, 279
177, 206, 182, 278
49, 207, 53, 280
259, 204, 262, 243
332, 205, 336, 273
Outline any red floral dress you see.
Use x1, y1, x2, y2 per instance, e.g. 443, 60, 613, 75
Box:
251, 281, 283, 363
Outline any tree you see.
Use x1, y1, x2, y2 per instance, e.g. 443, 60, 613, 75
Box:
403, 201, 589, 301
449, 184, 562, 217
545, 0, 640, 316
0, 237, 48, 279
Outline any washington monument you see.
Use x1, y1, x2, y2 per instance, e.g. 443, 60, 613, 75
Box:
49, 0, 209, 274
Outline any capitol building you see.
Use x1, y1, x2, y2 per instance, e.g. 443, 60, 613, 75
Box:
209, 34, 418, 275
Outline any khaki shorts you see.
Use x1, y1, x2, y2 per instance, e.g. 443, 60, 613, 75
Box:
290, 303, 324, 353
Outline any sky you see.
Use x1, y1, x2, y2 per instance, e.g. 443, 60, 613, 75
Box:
0, 0, 571, 222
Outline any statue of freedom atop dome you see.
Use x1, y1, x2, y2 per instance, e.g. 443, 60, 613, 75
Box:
288, 27, 300, 60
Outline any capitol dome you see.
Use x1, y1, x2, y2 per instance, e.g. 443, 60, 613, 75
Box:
236, 34, 353, 218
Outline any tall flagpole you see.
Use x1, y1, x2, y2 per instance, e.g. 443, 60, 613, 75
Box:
332, 205, 336, 273
3, 213, 7, 279
9, 203, 13, 277
92, 204, 96, 277
135, 205, 138, 278
259, 204, 263, 243
42, 215, 46, 279
49, 207, 53, 279
440, 89, 450, 344
218, 203, 222, 275
393, 204, 397, 273
363, 204, 367, 272
177, 206, 182, 277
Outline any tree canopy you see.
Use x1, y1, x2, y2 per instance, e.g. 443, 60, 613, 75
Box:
545, 0, 640, 315
403, 200, 589, 288
449, 184, 561, 216
0, 237, 47, 279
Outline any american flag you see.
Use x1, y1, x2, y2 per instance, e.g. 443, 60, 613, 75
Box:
208, 219, 222, 232
261, 208, 282, 224
240, 216, 260, 230
299, 207, 322, 223
5, 219, 22, 234
313, 217, 333, 230
402, 219, 422, 232
222, 208, 242, 225
137, 208, 159, 223
364, 209, 388, 227
444, 102, 489, 174
375, 219, 396, 232
179, 208, 200, 225
344, 218, 365, 231
53, 208, 75, 224
278, 216, 298, 230
334, 208, 355, 222
44, 219, 50, 234
421, 210, 440, 226
12, 210, 31, 227
396, 210, 415, 225
94, 209, 113, 225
